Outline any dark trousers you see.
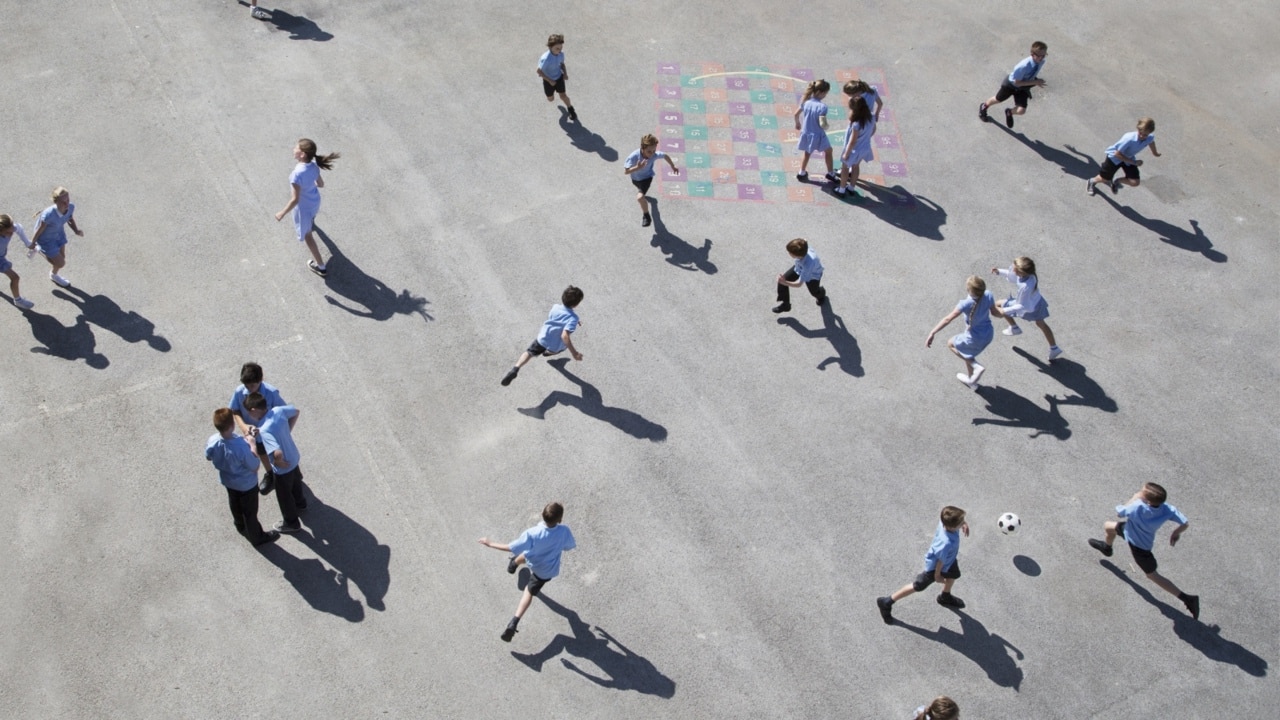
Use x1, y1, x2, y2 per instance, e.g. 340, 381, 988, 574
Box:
777, 268, 826, 304
274, 466, 307, 524
227, 486, 267, 544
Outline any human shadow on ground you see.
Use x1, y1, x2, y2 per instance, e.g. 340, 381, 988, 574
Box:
292, 493, 391, 612
1012, 347, 1117, 413
258, 7, 333, 41
1100, 561, 1267, 677
775, 300, 863, 377
897, 610, 1025, 690
24, 311, 109, 368
558, 107, 618, 162
510, 588, 676, 698
1097, 194, 1226, 263
837, 182, 947, 241
994, 125, 1096, 178
649, 199, 716, 274
315, 226, 433, 323
257, 543, 365, 622
53, 287, 170, 351
519, 358, 667, 442
972, 386, 1071, 440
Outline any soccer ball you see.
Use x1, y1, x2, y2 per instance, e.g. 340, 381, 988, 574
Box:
998, 513, 1021, 535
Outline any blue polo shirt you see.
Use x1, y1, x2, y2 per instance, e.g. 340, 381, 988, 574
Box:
1117, 500, 1187, 551
1106, 132, 1156, 165
792, 249, 824, 283
205, 433, 259, 492
538, 49, 565, 81
625, 149, 667, 181
259, 405, 301, 473
536, 304, 580, 353
1008, 56, 1044, 84
230, 382, 286, 428
509, 522, 576, 579
923, 522, 960, 573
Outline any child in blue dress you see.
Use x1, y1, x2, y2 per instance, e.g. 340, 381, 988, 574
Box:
926, 275, 1004, 390
0, 214, 36, 308
792, 80, 836, 184
275, 138, 340, 277
842, 79, 883, 126
1087, 118, 1161, 196
836, 96, 875, 198
30, 187, 83, 288
991, 256, 1062, 360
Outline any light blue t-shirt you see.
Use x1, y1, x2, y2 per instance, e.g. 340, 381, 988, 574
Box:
1106, 132, 1156, 165
625, 149, 667, 181
1008, 56, 1044, 84
792, 249, 824, 283
509, 522, 576, 579
536, 304, 580, 353
1117, 500, 1188, 551
538, 49, 565, 81
230, 382, 286, 428
205, 433, 259, 492
923, 522, 960, 573
290, 162, 321, 209
956, 292, 996, 332
259, 405, 301, 473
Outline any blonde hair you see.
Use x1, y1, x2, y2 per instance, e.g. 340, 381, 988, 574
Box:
965, 275, 986, 298
1137, 117, 1155, 133
640, 133, 659, 149
51, 186, 69, 201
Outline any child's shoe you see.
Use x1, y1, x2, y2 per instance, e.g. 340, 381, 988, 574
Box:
956, 373, 978, 390
501, 619, 519, 642
1183, 594, 1200, 620
1086, 179, 1097, 196
252, 6, 271, 19
501, 367, 519, 386
1003, 324, 1022, 336
771, 302, 791, 314
49, 272, 70, 287
796, 171, 809, 183
834, 186, 847, 196
824, 172, 838, 184
1004, 108, 1014, 128
937, 592, 966, 609
567, 106, 578, 122
506, 555, 519, 574
816, 295, 827, 307
641, 213, 652, 227
12, 296, 34, 309
1088, 538, 1114, 557
876, 596, 894, 624
308, 259, 328, 277
1110, 179, 1121, 195
1048, 346, 1064, 361
968, 363, 985, 384
979, 102, 990, 122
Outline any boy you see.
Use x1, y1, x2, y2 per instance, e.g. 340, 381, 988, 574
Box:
478, 502, 576, 642
878, 506, 970, 624
0, 214, 35, 309
205, 408, 279, 546
243, 393, 307, 533
229, 362, 287, 467
772, 237, 827, 313
1086, 117, 1161, 196
537, 34, 576, 121
979, 41, 1047, 129
624, 134, 680, 227
501, 286, 584, 386
1088, 482, 1198, 619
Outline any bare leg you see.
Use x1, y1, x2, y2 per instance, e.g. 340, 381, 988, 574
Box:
1146, 571, 1184, 598
799, 151, 812, 174
636, 192, 649, 214
558, 91, 573, 107
823, 148, 834, 174
1035, 319, 1057, 346
889, 584, 916, 602
514, 588, 535, 619
947, 340, 975, 376
5, 268, 20, 298
513, 351, 534, 370
303, 232, 325, 267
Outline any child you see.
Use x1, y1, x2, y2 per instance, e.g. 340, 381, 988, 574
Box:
229, 362, 288, 460
926, 276, 1004, 390
205, 408, 279, 546
1087, 118, 1161, 196
878, 506, 971, 624
478, 501, 576, 642
0, 214, 35, 308
914, 697, 959, 720
772, 238, 826, 313
836, 96, 875, 198
842, 79, 883, 126
501, 286, 584, 386
275, 138, 339, 277
243, 393, 307, 533
793, 80, 836, 184
537, 34, 575, 121
979, 41, 1047, 129
624, 134, 679, 227
991, 257, 1062, 360
30, 186, 84, 288
1089, 482, 1199, 619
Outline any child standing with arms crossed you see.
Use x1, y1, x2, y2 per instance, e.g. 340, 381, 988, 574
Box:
624, 134, 679, 227
0, 215, 36, 308
878, 506, 971, 623
793, 80, 836, 184
836, 96, 875, 198
1087, 118, 1161, 196
275, 138, 340, 277
926, 276, 1004, 390
772, 238, 826, 313
501, 286, 584, 386
537, 34, 576, 121
979, 41, 1047, 129
30, 187, 84, 288
991, 257, 1063, 360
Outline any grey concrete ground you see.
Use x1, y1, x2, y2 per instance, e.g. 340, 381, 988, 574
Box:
1, 0, 1277, 717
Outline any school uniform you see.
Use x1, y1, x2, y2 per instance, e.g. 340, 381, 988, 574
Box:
34, 204, 74, 257
777, 249, 826, 305
950, 292, 996, 359
289, 162, 321, 240
795, 98, 831, 154
995, 267, 1050, 321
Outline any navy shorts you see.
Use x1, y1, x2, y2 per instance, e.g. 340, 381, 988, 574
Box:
913, 561, 961, 592
525, 340, 561, 357
632, 176, 654, 195
527, 573, 551, 596
994, 80, 1032, 108
542, 76, 566, 97
1098, 157, 1140, 182
1116, 522, 1158, 573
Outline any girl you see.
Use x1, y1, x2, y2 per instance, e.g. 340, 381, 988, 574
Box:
926, 275, 1004, 390
913, 696, 959, 720
275, 138, 340, 277
792, 79, 836, 184
842, 79, 883, 126
837, 96, 875, 198
0, 214, 36, 308
991, 256, 1063, 360
30, 186, 83, 288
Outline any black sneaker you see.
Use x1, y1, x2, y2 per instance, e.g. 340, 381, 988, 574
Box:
1110, 179, 1121, 195
641, 214, 652, 227
1005, 108, 1014, 129
501, 625, 518, 642
816, 295, 827, 306
1088, 538, 1114, 557
308, 260, 328, 277
253, 530, 281, 547
771, 303, 791, 314
501, 367, 519, 386
824, 172, 838, 184
274, 520, 302, 534
979, 102, 990, 122
937, 592, 966, 609
567, 106, 578, 121
796, 171, 809, 183
877, 596, 894, 624
1183, 595, 1200, 620
506, 555, 519, 574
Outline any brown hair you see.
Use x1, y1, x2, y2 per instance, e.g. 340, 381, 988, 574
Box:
542, 502, 565, 526
940, 506, 966, 530
561, 285, 584, 308
1031, 41, 1047, 54
213, 408, 236, 432
243, 392, 267, 412
785, 238, 809, 257
801, 79, 831, 103
547, 33, 564, 48
920, 696, 959, 720
848, 96, 872, 126
0, 214, 11, 232
1137, 117, 1155, 133
640, 133, 659, 149
1142, 483, 1168, 507
843, 79, 872, 96
298, 138, 340, 171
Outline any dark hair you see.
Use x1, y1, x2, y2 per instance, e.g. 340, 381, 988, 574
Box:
848, 96, 872, 126
561, 285, 584, 308
940, 506, 966, 529
1143, 483, 1168, 507
240, 362, 264, 385
547, 33, 564, 47
843, 79, 872, 96
786, 238, 809, 257
542, 502, 565, 526
801, 79, 830, 102
243, 392, 268, 412
213, 407, 235, 432
920, 696, 959, 720
298, 138, 340, 171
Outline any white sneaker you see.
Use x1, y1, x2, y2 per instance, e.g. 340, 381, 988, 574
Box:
13, 296, 34, 309
956, 373, 978, 390
49, 272, 70, 287
1003, 325, 1022, 336
1086, 179, 1096, 196
969, 363, 985, 384
251, 6, 271, 19
1048, 346, 1064, 361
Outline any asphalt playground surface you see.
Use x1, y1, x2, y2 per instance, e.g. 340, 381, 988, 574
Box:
2, 1, 1277, 717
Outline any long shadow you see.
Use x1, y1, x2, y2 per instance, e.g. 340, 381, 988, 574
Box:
993, 125, 1096, 178
292, 494, 391, 611
519, 358, 667, 442
53, 287, 170, 351
1012, 347, 1117, 413
775, 300, 864, 377
1097, 194, 1226, 263
257, 543, 365, 622
852, 183, 947, 241
1100, 560, 1267, 676
315, 226, 433, 323
897, 610, 1024, 690
649, 199, 716, 274
24, 311, 109, 368
972, 386, 1071, 440
262, 8, 333, 41
511, 590, 676, 698
558, 107, 618, 162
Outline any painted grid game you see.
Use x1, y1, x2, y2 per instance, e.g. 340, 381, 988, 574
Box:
654, 63, 910, 204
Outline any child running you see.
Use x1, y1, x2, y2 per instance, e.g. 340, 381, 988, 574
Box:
501, 286, 584, 386
878, 506, 971, 623
836, 96, 875, 198
772, 238, 826, 313
478, 501, 577, 642
30, 187, 84, 288
623, 134, 679, 227
0, 214, 35, 308
991, 257, 1062, 360
1087, 118, 1161, 196
926, 275, 1004, 390
537, 34, 576, 121
979, 41, 1047, 129
793, 80, 836, 184
275, 138, 340, 277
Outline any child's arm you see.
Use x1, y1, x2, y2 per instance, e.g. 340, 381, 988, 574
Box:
13, 224, 31, 249
872, 96, 883, 122
842, 127, 857, 161
560, 62, 567, 80
989, 303, 1006, 319
316, 173, 325, 189
819, 111, 829, 131
67, 215, 83, 237
623, 159, 646, 176
664, 155, 679, 174
562, 329, 583, 361
275, 184, 301, 221
29, 220, 46, 245
925, 310, 962, 347
478, 537, 512, 552
1148, 141, 1161, 158
793, 106, 803, 130
1169, 521, 1188, 546
776, 273, 803, 288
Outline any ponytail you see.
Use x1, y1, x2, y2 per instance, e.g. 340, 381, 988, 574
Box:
297, 138, 341, 170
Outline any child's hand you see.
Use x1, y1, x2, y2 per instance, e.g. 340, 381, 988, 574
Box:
990, 267, 999, 274
670, 166, 679, 175
925, 332, 936, 348
571, 350, 583, 361
478, 537, 491, 547
795, 120, 801, 131
1135, 159, 1143, 166
960, 522, 970, 537
275, 211, 285, 221
74, 229, 84, 237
